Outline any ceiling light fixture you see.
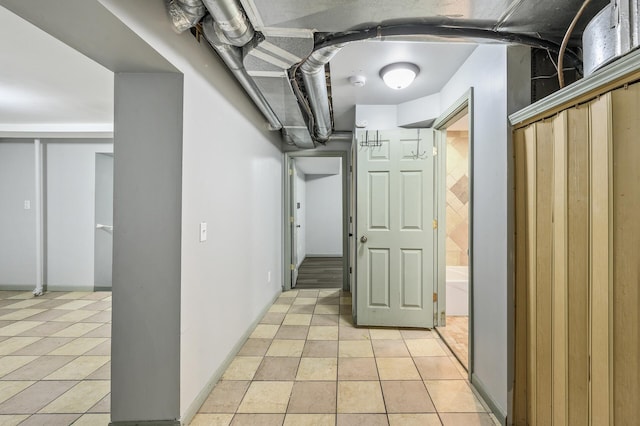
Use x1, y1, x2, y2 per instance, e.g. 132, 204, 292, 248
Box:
379, 62, 420, 90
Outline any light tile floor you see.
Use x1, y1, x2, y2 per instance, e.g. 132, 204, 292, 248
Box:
0, 290, 493, 426
192, 290, 498, 426
0, 290, 111, 426
437, 316, 469, 369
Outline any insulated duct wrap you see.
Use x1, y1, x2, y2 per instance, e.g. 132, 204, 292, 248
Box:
166, 0, 207, 33
202, 0, 254, 46
202, 16, 282, 130
300, 45, 343, 142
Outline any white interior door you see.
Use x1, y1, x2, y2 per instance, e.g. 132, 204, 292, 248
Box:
94, 153, 113, 290
356, 129, 436, 328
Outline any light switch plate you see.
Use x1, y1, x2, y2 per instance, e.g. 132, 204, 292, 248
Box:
199, 222, 207, 242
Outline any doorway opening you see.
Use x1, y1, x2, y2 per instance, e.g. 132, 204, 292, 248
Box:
439, 113, 470, 369
284, 151, 349, 292
94, 152, 114, 291
433, 90, 473, 373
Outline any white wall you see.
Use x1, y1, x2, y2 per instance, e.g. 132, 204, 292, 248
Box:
305, 167, 343, 256
98, 1, 285, 420
397, 92, 441, 126
295, 166, 306, 266
46, 140, 113, 290
355, 105, 398, 129
438, 44, 530, 419
0, 142, 36, 287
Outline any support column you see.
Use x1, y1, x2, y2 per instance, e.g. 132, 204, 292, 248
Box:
33, 139, 44, 296
111, 72, 183, 425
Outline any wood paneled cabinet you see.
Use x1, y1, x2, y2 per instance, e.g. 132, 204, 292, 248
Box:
513, 81, 640, 425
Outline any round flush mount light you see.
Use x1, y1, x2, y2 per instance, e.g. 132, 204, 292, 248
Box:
379, 62, 420, 90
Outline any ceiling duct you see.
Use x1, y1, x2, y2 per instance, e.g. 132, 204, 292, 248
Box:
242, 33, 316, 148
299, 45, 343, 142
201, 0, 254, 46
166, 0, 604, 150
166, 0, 320, 148
167, 0, 283, 131
167, 0, 207, 33
201, 16, 282, 130
583, 0, 640, 75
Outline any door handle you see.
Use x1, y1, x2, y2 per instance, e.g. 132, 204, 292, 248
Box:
296, 225, 301, 228
360, 236, 368, 243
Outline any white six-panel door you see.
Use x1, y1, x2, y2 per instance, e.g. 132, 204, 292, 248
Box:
356, 129, 435, 328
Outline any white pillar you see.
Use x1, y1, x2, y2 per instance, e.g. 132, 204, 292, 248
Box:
33, 138, 44, 296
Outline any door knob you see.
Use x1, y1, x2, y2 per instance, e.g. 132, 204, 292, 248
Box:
360, 236, 368, 243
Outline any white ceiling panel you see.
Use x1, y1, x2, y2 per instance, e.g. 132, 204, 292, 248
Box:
0, 6, 113, 127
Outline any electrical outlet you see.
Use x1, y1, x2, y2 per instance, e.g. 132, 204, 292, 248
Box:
24, 200, 31, 210
199, 222, 207, 242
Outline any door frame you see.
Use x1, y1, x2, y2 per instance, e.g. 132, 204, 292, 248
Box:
433, 88, 474, 378
283, 150, 350, 292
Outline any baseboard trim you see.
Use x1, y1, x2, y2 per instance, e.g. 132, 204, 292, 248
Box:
179, 290, 282, 425
304, 254, 343, 258
0, 284, 100, 292
110, 420, 179, 425
471, 373, 507, 426
0, 284, 34, 291
45, 285, 95, 292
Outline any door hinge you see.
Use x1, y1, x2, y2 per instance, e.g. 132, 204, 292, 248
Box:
349, 267, 353, 274
350, 216, 353, 223
433, 219, 438, 229
290, 216, 294, 223
433, 147, 438, 156
289, 168, 293, 176
290, 264, 295, 271
350, 165, 353, 173
433, 292, 438, 302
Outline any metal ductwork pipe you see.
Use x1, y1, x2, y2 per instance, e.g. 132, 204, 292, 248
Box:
202, 16, 282, 130
166, 0, 207, 33
300, 45, 343, 142
202, 0, 254, 46
328, 131, 353, 143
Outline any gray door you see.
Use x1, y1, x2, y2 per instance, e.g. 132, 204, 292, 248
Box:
356, 129, 436, 327
94, 153, 113, 290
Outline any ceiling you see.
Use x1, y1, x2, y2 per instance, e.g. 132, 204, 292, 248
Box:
243, 0, 607, 39
296, 157, 341, 175
0, 6, 113, 129
330, 41, 477, 130
0, 0, 610, 139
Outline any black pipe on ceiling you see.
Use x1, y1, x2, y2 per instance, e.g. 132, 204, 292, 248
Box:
312, 22, 583, 72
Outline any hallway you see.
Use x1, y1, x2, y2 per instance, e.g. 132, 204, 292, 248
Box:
294, 258, 343, 290
192, 289, 498, 426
